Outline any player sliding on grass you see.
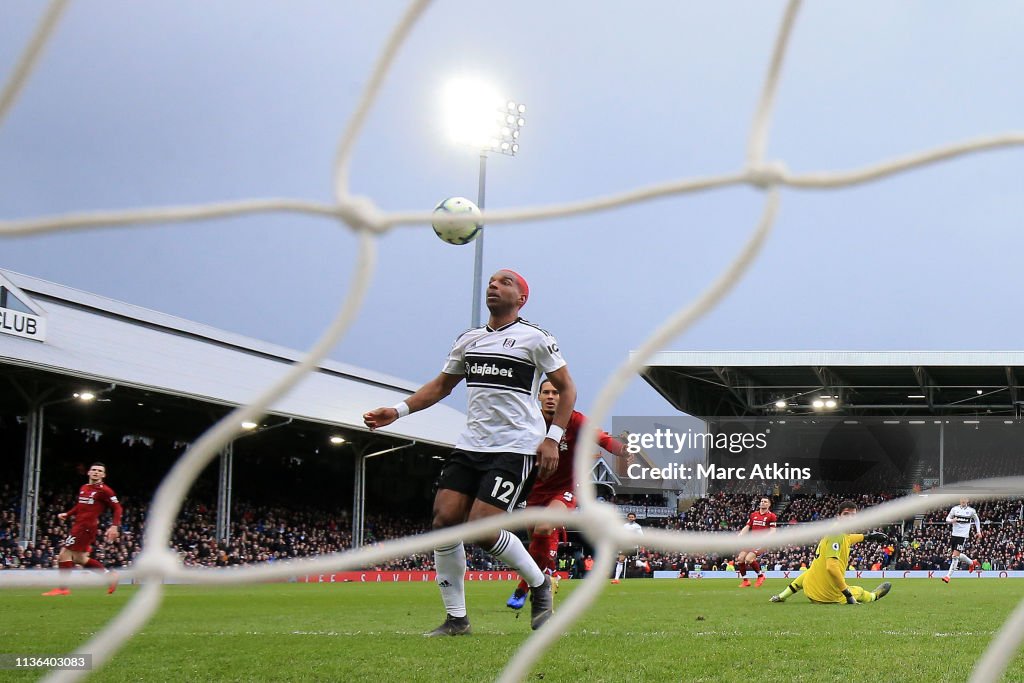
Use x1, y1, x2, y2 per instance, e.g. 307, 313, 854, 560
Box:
770, 499, 892, 605
43, 462, 122, 596
735, 496, 777, 587
364, 269, 574, 636
505, 379, 630, 610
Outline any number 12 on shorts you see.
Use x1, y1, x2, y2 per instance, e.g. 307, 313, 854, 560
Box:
490, 476, 515, 504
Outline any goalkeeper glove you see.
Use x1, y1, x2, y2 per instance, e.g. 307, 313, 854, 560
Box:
865, 532, 889, 543
842, 588, 857, 605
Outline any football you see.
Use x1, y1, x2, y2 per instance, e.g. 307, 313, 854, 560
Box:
431, 196, 482, 245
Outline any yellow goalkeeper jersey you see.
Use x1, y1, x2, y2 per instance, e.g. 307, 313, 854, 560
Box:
801, 533, 864, 603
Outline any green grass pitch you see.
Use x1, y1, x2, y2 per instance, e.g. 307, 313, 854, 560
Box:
1, 579, 1022, 682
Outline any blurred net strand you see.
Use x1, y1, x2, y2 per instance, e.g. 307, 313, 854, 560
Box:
971, 595, 1024, 683
0, 0, 68, 130
745, 0, 801, 165
4, 479, 1023, 591
0, 0, 1017, 681
332, 0, 431, 204
7, 130, 1024, 236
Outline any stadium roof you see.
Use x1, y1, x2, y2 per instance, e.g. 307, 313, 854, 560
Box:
638, 350, 1024, 418
0, 269, 465, 447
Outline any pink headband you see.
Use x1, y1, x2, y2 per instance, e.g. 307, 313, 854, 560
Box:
503, 269, 529, 307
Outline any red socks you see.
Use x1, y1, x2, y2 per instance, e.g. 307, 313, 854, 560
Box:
517, 532, 558, 593
84, 558, 106, 571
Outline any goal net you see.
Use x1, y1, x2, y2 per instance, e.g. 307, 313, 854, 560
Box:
2, 1, 1023, 682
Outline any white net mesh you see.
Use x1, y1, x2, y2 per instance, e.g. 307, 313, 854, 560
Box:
2, 1, 1024, 681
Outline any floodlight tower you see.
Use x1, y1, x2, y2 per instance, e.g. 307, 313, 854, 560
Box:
442, 78, 525, 327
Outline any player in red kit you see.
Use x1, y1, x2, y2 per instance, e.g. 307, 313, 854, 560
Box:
43, 462, 123, 596
506, 380, 630, 609
735, 496, 777, 588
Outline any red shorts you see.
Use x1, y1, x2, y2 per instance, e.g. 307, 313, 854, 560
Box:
740, 548, 765, 557
526, 488, 578, 510
63, 525, 97, 552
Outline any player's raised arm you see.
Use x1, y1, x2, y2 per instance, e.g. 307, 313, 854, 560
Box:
596, 429, 629, 458
544, 367, 575, 428
363, 371, 463, 430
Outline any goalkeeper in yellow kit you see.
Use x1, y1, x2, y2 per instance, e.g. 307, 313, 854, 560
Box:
770, 500, 892, 605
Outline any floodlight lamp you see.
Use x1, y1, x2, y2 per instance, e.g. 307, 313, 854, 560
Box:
517, 117, 526, 126
241, 421, 258, 430
329, 435, 346, 445
825, 399, 837, 409
507, 101, 517, 110
512, 130, 519, 138
511, 144, 519, 153
812, 399, 825, 409
441, 77, 505, 148
774, 400, 786, 409
77, 392, 96, 402
506, 114, 515, 124
517, 104, 526, 113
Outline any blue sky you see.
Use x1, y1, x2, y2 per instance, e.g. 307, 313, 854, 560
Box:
2, 1, 1023, 420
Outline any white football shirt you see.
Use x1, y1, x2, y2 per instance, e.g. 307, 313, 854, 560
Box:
623, 521, 644, 536
946, 505, 981, 538
443, 318, 566, 454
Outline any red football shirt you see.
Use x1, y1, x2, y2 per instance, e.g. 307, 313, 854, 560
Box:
65, 483, 123, 527
531, 410, 626, 498
746, 510, 777, 533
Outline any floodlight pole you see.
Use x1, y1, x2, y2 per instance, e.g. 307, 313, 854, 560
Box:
470, 152, 488, 328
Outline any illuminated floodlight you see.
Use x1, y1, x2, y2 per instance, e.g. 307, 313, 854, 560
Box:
442, 77, 505, 149
812, 399, 825, 409
75, 391, 96, 402
240, 421, 258, 430
774, 400, 786, 409
440, 77, 525, 157
824, 399, 837, 409
329, 435, 346, 445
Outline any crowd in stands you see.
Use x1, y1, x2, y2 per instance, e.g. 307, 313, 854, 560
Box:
2, 483, 1022, 575
0, 484, 441, 572
636, 492, 1024, 574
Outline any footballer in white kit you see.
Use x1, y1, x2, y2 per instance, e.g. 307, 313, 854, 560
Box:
363, 269, 577, 637
612, 513, 645, 583
942, 497, 981, 583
